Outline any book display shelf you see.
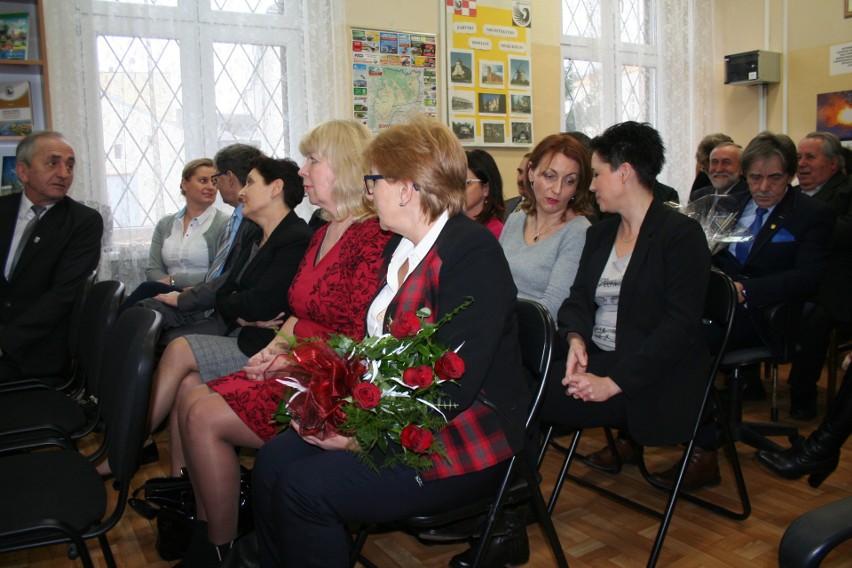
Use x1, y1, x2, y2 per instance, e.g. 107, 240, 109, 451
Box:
0, 0, 48, 194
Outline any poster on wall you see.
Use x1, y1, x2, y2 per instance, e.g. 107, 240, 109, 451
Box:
350, 27, 437, 134
816, 90, 852, 142
444, 0, 532, 147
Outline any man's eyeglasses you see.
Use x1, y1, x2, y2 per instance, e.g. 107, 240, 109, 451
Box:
363, 174, 384, 195
211, 172, 225, 186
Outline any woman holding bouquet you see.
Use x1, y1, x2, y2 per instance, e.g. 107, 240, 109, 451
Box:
252, 115, 531, 567
172, 120, 391, 566
499, 133, 593, 320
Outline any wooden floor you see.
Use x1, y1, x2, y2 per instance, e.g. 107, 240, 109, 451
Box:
2, 367, 851, 567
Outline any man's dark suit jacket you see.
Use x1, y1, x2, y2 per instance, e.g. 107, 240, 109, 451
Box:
557, 199, 711, 446
0, 192, 103, 378
175, 217, 262, 314
799, 171, 852, 322
689, 177, 749, 203
713, 187, 835, 353
218, 210, 312, 357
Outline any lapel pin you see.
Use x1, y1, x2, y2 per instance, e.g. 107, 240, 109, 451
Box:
770, 224, 776, 230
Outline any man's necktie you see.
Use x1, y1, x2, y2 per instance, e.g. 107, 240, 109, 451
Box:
204, 215, 235, 282
8, 205, 45, 277
735, 206, 767, 265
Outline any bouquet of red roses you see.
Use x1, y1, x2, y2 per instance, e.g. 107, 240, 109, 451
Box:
273, 298, 472, 472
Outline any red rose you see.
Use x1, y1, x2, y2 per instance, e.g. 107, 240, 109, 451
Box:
402, 365, 434, 389
434, 351, 465, 380
400, 424, 433, 453
390, 311, 421, 338
352, 382, 381, 410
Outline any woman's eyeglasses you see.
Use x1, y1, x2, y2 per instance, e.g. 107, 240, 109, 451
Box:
465, 178, 482, 186
363, 174, 384, 195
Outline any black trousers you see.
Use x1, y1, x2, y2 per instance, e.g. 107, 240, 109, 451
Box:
787, 304, 838, 400
252, 429, 507, 567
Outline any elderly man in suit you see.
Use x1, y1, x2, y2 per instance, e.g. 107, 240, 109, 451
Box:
653, 131, 835, 491
137, 143, 263, 343
0, 131, 103, 381
786, 131, 852, 419
689, 142, 748, 202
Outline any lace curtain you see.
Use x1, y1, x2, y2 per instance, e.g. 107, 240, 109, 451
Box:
42, 0, 346, 289
657, 0, 715, 197
563, 0, 716, 199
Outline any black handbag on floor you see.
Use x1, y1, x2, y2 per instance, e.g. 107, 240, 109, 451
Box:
129, 467, 254, 561
129, 472, 196, 560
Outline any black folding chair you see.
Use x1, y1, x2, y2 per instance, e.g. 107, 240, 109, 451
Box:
0, 280, 125, 450
351, 299, 569, 568
543, 269, 747, 568
0, 307, 162, 568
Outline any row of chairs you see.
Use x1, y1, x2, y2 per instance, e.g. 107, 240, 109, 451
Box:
0, 270, 824, 566
0, 278, 163, 568
351, 269, 748, 568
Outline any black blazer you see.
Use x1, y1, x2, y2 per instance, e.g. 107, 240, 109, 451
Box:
802, 172, 852, 321
712, 187, 835, 353
176, 217, 262, 313
689, 177, 749, 203
215, 210, 312, 356
557, 199, 711, 445
0, 192, 103, 376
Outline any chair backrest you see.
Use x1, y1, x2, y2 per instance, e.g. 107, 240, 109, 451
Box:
704, 269, 737, 365
515, 299, 556, 431
76, 280, 125, 398
99, 307, 162, 484
67, 270, 97, 359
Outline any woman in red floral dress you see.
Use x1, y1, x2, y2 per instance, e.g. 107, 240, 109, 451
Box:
172, 119, 391, 566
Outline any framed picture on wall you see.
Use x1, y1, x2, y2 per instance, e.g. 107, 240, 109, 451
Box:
846, 0, 852, 18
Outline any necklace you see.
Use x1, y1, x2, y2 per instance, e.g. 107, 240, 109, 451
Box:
532, 215, 563, 242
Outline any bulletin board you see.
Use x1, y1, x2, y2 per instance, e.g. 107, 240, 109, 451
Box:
443, 0, 532, 147
350, 27, 438, 134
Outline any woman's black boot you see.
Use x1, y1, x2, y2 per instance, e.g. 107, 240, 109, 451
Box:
176, 521, 229, 568
757, 368, 852, 487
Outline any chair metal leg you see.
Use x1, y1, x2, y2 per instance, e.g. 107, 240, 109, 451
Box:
98, 533, 116, 568
727, 367, 798, 452
547, 429, 582, 514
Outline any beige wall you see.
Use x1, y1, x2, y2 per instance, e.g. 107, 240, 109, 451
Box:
345, 0, 562, 199
714, 0, 852, 146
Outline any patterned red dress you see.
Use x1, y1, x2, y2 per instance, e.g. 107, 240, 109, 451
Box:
207, 218, 391, 441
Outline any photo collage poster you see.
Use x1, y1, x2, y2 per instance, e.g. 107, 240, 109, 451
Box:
445, 0, 532, 147
350, 27, 437, 134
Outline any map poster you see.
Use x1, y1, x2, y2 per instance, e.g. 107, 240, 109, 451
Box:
444, 0, 533, 147
350, 27, 437, 134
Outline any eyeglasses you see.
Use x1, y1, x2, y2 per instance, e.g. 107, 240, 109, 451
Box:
363, 174, 384, 195
465, 178, 482, 186
211, 172, 225, 186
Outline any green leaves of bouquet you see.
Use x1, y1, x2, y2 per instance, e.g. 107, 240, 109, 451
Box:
274, 298, 473, 473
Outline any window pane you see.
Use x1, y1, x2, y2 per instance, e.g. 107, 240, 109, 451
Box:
620, 0, 653, 44
103, 0, 178, 6
620, 64, 656, 123
562, 0, 600, 38
563, 58, 602, 136
213, 42, 289, 157
98, 35, 184, 230
210, 0, 284, 14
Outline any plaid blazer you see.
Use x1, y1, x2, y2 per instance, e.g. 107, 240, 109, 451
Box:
381, 215, 529, 481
